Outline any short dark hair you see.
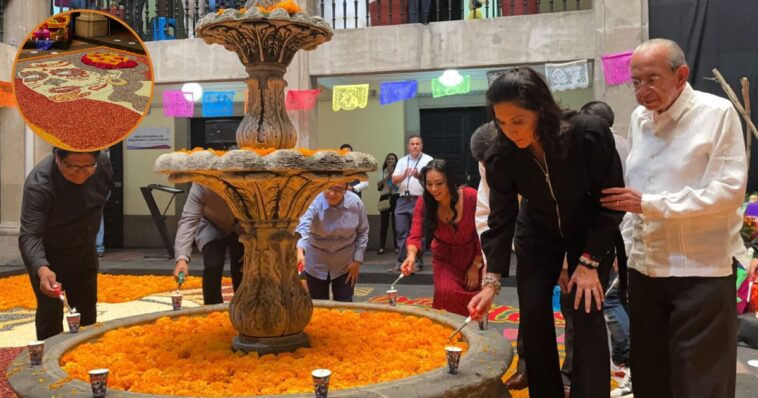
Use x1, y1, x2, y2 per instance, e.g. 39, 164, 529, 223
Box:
580, 101, 615, 127
470, 122, 497, 162
339, 144, 353, 151
53, 147, 100, 160
407, 134, 422, 143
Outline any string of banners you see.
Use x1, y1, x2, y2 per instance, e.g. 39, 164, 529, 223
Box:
161, 53, 634, 117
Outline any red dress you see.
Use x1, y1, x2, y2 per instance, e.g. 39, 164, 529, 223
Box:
406, 187, 482, 316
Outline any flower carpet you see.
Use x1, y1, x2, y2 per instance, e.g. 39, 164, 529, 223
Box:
13, 46, 152, 151
61, 310, 466, 396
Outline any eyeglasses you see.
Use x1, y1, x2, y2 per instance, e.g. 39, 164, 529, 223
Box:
326, 186, 346, 194
631, 75, 665, 91
61, 158, 98, 173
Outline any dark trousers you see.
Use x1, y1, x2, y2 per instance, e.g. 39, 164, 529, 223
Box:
515, 326, 527, 372
29, 253, 98, 340
629, 268, 736, 398
201, 233, 244, 305
305, 272, 355, 302
515, 233, 611, 398
379, 193, 399, 250
515, 286, 577, 385
559, 290, 575, 386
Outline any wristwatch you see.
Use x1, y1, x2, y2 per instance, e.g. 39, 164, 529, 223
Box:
481, 274, 501, 295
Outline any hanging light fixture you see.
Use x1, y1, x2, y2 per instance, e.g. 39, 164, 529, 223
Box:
438, 69, 464, 87
182, 82, 203, 102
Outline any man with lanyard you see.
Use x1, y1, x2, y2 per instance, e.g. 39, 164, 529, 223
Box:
391, 135, 433, 272
19, 147, 112, 340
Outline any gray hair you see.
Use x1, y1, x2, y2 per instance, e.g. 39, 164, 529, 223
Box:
470, 122, 497, 162
634, 38, 687, 70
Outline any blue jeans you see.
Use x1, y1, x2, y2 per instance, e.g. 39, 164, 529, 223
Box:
96, 216, 105, 254
604, 278, 630, 366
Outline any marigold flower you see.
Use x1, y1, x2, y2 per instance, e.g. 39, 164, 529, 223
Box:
0, 275, 229, 311
61, 309, 467, 396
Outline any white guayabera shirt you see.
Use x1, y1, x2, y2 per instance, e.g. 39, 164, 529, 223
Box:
623, 83, 747, 277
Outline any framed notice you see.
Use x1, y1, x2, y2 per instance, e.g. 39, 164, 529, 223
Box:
126, 127, 171, 150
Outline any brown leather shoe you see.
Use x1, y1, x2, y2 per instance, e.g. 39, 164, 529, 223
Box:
504, 370, 528, 390
563, 385, 571, 398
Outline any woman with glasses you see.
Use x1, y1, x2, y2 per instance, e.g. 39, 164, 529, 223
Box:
296, 183, 369, 302
19, 147, 112, 340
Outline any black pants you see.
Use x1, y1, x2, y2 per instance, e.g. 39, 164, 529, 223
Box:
515, 233, 611, 398
379, 193, 399, 250
29, 249, 98, 340
304, 272, 354, 302
201, 233, 244, 305
629, 268, 736, 398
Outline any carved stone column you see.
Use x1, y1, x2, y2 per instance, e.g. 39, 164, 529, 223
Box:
229, 221, 312, 352
238, 64, 297, 149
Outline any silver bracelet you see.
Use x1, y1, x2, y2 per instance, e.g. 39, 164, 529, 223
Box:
481, 274, 501, 295
578, 255, 599, 270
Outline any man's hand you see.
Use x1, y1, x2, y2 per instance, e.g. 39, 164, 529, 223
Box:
600, 187, 643, 214
173, 259, 189, 282
749, 258, 758, 282
345, 261, 361, 287
37, 266, 60, 298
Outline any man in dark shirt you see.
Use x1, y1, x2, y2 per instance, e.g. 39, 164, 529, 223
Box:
19, 147, 112, 340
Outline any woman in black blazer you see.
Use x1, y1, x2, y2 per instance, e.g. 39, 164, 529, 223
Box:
468, 67, 625, 398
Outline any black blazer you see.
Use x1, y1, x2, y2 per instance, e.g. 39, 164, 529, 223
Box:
481, 114, 625, 276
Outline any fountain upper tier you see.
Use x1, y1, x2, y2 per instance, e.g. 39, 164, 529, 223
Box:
195, 0, 333, 67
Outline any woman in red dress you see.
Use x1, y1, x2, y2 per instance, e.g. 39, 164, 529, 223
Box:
400, 159, 483, 316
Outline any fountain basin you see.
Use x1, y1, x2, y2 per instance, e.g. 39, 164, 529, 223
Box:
8, 302, 511, 397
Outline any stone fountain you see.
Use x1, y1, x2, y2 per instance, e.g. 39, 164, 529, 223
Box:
154, 0, 373, 354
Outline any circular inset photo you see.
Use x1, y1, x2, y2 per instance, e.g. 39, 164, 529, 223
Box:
12, 10, 154, 152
